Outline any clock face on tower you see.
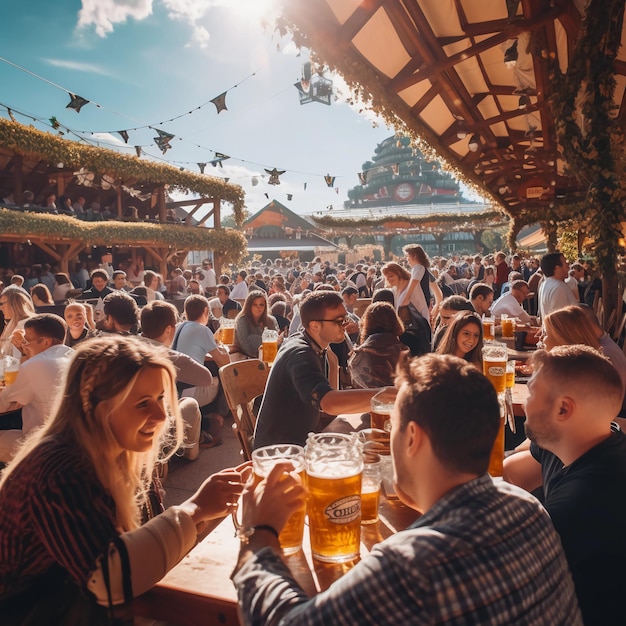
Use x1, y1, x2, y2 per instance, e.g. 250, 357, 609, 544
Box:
394, 182, 415, 202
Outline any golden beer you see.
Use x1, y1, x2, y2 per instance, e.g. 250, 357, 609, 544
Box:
305, 433, 363, 563
482, 317, 494, 341
505, 360, 515, 389
360, 488, 380, 524
220, 326, 235, 345
262, 340, 278, 365
306, 471, 362, 561
501, 317, 515, 339
370, 388, 396, 432
488, 417, 505, 477
483, 359, 506, 393
4, 370, 17, 385
252, 444, 305, 555
370, 410, 391, 431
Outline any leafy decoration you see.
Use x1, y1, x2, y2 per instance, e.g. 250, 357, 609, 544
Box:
0, 118, 246, 226
0, 209, 247, 265
547, 0, 626, 273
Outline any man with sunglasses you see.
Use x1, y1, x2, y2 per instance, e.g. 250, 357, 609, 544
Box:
0, 314, 73, 462
253, 291, 378, 449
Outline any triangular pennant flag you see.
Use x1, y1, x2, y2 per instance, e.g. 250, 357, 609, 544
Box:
7, 108, 16, 123
66, 93, 90, 113
264, 193, 269, 199
197, 163, 206, 174
224, 178, 230, 183
117, 130, 129, 144
49, 116, 60, 130
265, 168, 285, 185
135, 146, 142, 157
210, 92, 228, 114
210, 152, 230, 168
335, 188, 339, 194
287, 194, 293, 201
153, 129, 175, 154
324, 174, 335, 187
358, 172, 366, 184
304, 182, 307, 191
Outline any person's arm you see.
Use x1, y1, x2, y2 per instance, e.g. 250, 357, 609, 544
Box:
209, 345, 231, 368
398, 265, 425, 307
319, 388, 377, 416
429, 279, 443, 321
171, 351, 213, 387
0, 359, 36, 411
502, 450, 543, 493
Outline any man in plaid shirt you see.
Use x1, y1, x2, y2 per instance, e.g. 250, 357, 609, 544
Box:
232, 354, 581, 625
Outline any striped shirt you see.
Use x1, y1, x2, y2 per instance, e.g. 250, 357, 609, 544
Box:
233, 475, 582, 625
0, 437, 119, 598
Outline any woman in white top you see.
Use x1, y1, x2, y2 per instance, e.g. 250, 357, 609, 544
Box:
0, 285, 35, 357
53, 272, 73, 302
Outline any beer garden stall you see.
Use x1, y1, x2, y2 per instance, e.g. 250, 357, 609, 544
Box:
280, 0, 626, 325
0, 118, 247, 276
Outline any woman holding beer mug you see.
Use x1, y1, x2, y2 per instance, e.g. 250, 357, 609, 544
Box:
436, 311, 483, 368
0, 336, 248, 623
233, 290, 280, 358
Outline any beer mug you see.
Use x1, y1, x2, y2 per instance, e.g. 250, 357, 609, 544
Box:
482, 341, 507, 394
482, 315, 495, 342
361, 459, 382, 525
305, 433, 363, 563
501, 314, 516, 339
251, 444, 306, 555
4, 356, 19, 386
370, 387, 396, 432
218, 317, 235, 345
261, 328, 278, 365
506, 360, 515, 389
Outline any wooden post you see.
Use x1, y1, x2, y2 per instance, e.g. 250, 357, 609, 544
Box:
158, 187, 166, 223
213, 198, 221, 229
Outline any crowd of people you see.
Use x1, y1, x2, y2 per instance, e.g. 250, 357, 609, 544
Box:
1, 191, 183, 224
0, 244, 624, 624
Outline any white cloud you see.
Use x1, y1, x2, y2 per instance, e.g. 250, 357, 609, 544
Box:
77, 0, 154, 38
43, 58, 115, 77
186, 24, 210, 49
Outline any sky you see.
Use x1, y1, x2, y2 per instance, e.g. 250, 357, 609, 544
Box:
1, 0, 401, 219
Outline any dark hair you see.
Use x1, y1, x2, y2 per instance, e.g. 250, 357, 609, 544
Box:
440, 295, 474, 312
24, 313, 66, 343
402, 243, 430, 268
341, 286, 358, 297
372, 288, 396, 305
300, 291, 343, 328
112, 270, 126, 280
360, 302, 403, 343
140, 301, 178, 339
217, 284, 231, 296
530, 345, 623, 407
510, 280, 530, 293
103, 291, 139, 328
540, 252, 565, 277
54, 273, 71, 286
238, 270, 248, 280
382, 262, 410, 282
395, 354, 499, 474
90, 269, 109, 282
184, 294, 209, 322
469, 283, 493, 301
31, 284, 54, 305
143, 270, 157, 288
238, 290, 270, 327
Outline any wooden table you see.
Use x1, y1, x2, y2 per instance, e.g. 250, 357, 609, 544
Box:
133, 496, 418, 626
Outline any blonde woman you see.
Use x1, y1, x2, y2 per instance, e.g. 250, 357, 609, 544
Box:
0, 337, 247, 622
0, 285, 35, 357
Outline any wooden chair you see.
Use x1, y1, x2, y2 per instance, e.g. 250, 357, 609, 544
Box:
219, 359, 269, 460
353, 298, 371, 318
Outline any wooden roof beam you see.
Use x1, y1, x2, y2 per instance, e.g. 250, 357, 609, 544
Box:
388, 6, 566, 93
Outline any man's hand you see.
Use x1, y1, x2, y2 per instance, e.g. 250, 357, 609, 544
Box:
241, 461, 307, 536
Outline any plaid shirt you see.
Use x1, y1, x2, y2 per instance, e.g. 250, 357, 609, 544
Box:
232, 475, 582, 625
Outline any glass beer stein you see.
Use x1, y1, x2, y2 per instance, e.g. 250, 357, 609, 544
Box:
261, 328, 279, 365
305, 433, 363, 563
251, 444, 306, 554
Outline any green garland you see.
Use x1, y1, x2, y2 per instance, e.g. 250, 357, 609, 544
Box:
0, 209, 247, 265
0, 119, 247, 226
548, 0, 626, 273
311, 209, 505, 230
